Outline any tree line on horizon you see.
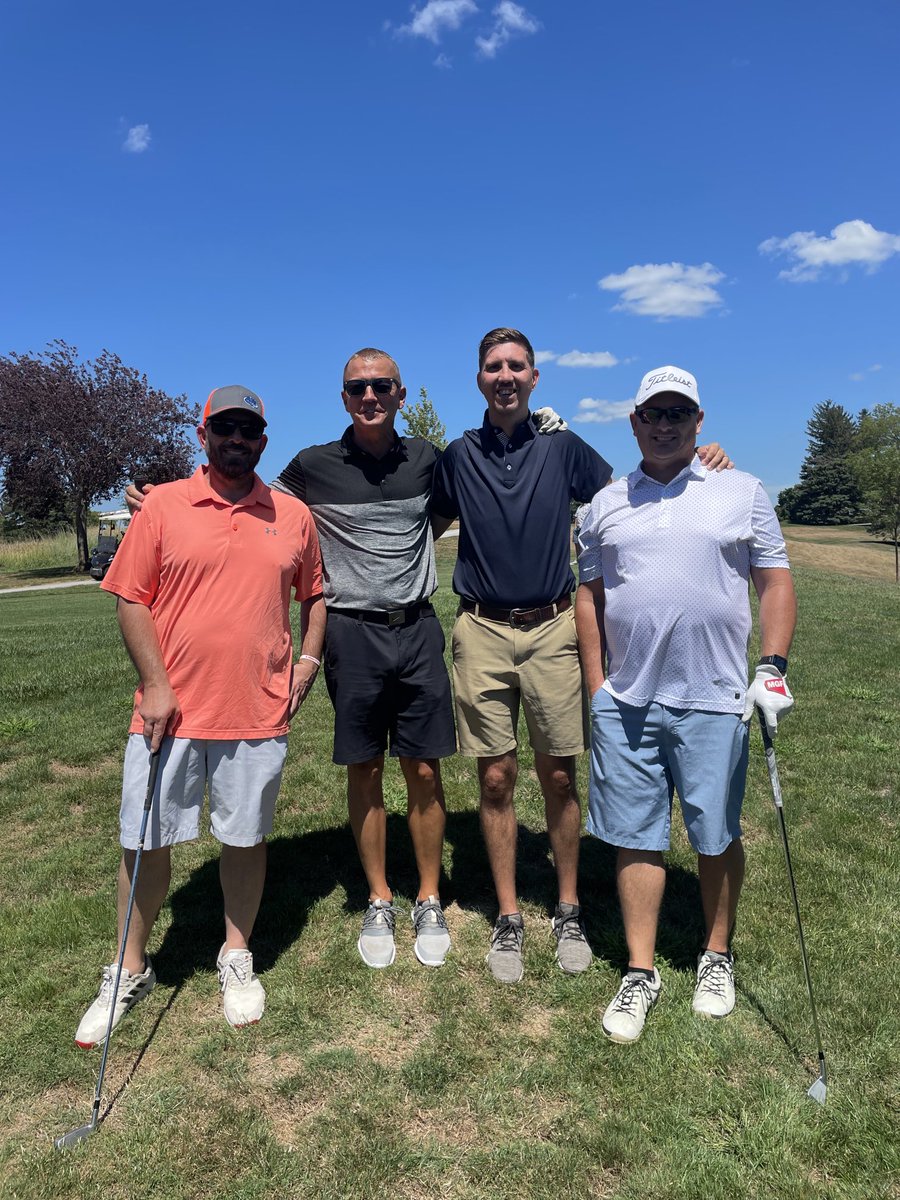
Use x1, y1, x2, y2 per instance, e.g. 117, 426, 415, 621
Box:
778, 398, 900, 580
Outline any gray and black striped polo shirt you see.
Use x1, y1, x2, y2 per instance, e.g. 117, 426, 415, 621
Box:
272, 427, 440, 611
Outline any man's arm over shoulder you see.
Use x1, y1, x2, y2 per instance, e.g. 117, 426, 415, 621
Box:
430, 439, 460, 521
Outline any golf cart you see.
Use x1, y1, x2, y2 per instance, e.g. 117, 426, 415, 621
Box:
89, 510, 131, 579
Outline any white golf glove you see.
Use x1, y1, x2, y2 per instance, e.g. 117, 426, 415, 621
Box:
533, 406, 568, 434
742, 664, 794, 737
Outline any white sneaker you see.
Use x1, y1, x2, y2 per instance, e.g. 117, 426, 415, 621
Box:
411, 896, 451, 967
216, 947, 265, 1027
602, 969, 662, 1043
358, 899, 397, 968
74, 959, 156, 1048
692, 950, 735, 1018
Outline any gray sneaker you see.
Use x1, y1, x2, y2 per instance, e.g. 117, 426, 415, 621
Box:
486, 913, 525, 983
692, 950, 735, 1018
602, 968, 662, 1043
551, 902, 592, 974
358, 899, 396, 968
411, 895, 451, 967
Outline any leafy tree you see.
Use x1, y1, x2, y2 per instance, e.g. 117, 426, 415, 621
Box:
850, 403, 900, 582
0, 341, 199, 570
401, 386, 447, 450
779, 400, 864, 525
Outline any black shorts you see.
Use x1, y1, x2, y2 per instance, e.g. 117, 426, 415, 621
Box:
323, 609, 457, 766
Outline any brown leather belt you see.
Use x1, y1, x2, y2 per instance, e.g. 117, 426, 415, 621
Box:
329, 602, 433, 628
460, 594, 571, 628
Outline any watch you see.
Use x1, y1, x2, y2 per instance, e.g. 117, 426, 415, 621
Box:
758, 654, 788, 675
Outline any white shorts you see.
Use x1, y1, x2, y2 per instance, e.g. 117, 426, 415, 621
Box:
120, 734, 288, 850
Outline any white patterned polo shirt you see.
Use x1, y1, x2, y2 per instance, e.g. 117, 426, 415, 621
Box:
576, 457, 790, 714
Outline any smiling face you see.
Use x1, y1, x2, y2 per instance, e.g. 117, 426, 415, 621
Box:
630, 393, 704, 482
477, 341, 539, 432
341, 354, 405, 437
197, 413, 267, 481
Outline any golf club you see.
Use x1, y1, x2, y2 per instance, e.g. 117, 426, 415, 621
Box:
56, 744, 163, 1150
758, 712, 828, 1105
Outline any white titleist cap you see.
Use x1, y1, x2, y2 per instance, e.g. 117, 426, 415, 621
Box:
635, 366, 700, 408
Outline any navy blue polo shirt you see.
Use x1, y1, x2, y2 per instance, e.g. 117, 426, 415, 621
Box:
431, 412, 612, 609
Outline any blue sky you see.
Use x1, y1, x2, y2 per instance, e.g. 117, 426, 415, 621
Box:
2, 0, 899, 499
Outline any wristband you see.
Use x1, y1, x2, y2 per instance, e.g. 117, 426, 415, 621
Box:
758, 654, 788, 675
300, 654, 321, 668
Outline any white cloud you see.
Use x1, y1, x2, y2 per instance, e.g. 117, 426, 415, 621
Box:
572, 398, 634, 424
599, 262, 725, 318
476, 0, 540, 57
849, 372, 865, 382
434, 52, 453, 68
399, 0, 478, 42
759, 219, 900, 282
849, 363, 884, 381
870, 363, 883, 372
535, 349, 619, 368
123, 124, 151, 153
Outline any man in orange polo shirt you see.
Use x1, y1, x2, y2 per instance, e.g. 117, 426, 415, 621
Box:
73, 386, 324, 1045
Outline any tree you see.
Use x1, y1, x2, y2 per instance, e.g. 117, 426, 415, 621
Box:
850, 404, 900, 582
0, 341, 199, 570
778, 400, 864, 525
401, 386, 447, 450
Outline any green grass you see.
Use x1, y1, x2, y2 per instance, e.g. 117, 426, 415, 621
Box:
0, 529, 86, 587
0, 549, 898, 1199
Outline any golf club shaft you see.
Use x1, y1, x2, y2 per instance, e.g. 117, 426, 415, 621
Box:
758, 715, 827, 1082
89, 746, 162, 1124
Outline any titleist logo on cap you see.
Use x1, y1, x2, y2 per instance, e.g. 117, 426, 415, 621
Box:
644, 371, 695, 394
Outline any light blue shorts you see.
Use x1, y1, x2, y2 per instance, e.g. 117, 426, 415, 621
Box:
120, 734, 288, 850
587, 688, 748, 856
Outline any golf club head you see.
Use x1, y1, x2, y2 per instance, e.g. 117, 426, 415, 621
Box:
807, 1076, 827, 1105
54, 1121, 96, 1150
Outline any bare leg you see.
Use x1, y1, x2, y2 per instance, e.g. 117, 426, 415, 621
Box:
400, 756, 446, 900
117, 846, 171, 974
478, 753, 519, 915
698, 838, 745, 954
347, 757, 392, 902
220, 841, 267, 951
616, 848, 666, 971
534, 752, 581, 907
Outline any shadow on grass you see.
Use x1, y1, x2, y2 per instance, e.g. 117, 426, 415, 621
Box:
100, 982, 184, 1125
154, 812, 706, 984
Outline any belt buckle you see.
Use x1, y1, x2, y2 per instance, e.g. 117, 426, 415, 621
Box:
508, 607, 533, 628
386, 609, 405, 628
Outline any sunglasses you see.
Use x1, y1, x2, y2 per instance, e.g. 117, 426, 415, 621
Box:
207, 416, 265, 439
635, 405, 699, 426
343, 377, 398, 398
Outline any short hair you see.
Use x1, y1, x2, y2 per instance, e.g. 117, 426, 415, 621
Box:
478, 328, 535, 370
342, 347, 402, 386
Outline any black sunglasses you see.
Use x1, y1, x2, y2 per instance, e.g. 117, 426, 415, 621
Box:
343, 377, 398, 398
208, 416, 265, 439
635, 405, 699, 426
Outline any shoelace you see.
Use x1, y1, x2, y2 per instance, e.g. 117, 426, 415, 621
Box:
362, 902, 395, 933
491, 920, 522, 953
220, 953, 252, 989
697, 958, 732, 997
554, 912, 587, 943
413, 901, 447, 933
612, 977, 655, 1014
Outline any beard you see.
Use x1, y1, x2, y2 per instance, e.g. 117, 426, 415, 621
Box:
206, 438, 263, 480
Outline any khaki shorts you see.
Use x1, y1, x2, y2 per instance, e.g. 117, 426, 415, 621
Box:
451, 607, 586, 758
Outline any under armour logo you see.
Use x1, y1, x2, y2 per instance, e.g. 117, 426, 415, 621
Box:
265, 528, 277, 536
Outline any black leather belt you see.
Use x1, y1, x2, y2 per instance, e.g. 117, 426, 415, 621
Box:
329, 602, 434, 628
460, 594, 571, 628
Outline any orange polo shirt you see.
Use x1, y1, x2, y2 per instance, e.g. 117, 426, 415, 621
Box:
102, 466, 323, 739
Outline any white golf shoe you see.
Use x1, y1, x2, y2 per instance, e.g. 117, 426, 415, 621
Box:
692, 950, 736, 1018
217, 946, 265, 1027
74, 958, 156, 1048
602, 968, 662, 1043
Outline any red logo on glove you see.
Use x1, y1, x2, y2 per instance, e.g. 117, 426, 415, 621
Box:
764, 678, 788, 696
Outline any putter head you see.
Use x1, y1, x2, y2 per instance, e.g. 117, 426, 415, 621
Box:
807, 1075, 827, 1105
55, 1121, 96, 1150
